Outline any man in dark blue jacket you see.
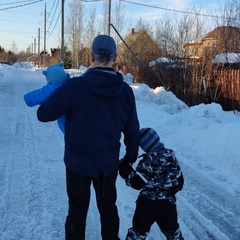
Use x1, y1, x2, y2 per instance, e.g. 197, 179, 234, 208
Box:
37, 35, 140, 240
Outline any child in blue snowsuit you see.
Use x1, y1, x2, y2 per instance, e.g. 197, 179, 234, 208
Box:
119, 127, 184, 240
24, 62, 70, 133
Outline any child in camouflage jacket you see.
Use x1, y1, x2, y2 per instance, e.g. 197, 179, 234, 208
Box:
119, 127, 184, 240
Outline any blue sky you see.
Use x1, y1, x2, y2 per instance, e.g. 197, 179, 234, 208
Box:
0, 0, 226, 53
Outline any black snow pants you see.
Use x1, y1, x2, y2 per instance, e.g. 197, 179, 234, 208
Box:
65, 168, 120, 240
126, 196, 183, 240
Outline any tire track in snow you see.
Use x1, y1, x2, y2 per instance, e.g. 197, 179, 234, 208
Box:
0, 111, 20, 239
23, 107, 66, 240
177, 162, 240, 240
1, 106, 33, 240
21, 70, 66, 240
161, 122, 240, 240
23, 109, 49, 239
116, 157, 240, 240
0, 72, 66, 240
0, 70, 33, 239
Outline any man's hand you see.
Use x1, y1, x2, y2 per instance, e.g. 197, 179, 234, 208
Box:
118, 157, 134, 179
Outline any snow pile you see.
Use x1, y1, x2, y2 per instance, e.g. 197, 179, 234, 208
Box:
0, 62, 240, 240
149, 57, 175, 66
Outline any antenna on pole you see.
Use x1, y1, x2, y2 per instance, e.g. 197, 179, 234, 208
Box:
61, 0, 65, 64
108, 0, 111, 36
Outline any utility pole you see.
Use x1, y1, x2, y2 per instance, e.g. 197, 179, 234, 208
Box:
108, 0, 111, 36
38, 28, 40, 65
61, 0, 64, 64
33, 38, 36, 55
43, 3, 46, 66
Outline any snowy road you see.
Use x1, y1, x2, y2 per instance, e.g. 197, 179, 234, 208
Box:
0, 65, 240, 239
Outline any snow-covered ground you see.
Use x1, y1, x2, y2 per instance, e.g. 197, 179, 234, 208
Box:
0, 62, 240, 240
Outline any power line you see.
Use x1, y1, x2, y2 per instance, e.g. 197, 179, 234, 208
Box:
119, 0, 226, 20
46, 0, 57, 22
2, 10, 41, 15
47, 0, 59, 33
0, 0, 37, 5
0, 18, 40, 25
47, 10, 61, 39
0, 0, 43, 11
0, 29, 36, 34
80, 0, 103, 2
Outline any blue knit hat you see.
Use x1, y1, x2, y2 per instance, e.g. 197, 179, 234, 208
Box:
139, 128, 164, 152
42, 62, 68, 84
92, 35, 116, 55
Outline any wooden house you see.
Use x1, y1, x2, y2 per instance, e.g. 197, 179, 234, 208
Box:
50, 48, 61, 58
117, 28, 163, 66
184, 26, 240, 63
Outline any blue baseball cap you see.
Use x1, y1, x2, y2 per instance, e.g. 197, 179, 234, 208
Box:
91, 35, 116, 55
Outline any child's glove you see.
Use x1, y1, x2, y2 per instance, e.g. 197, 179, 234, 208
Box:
127, 171, 147, 190
118, 158, 134, 179
171, 172, 184, 194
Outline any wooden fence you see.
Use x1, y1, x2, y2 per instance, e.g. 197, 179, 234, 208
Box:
213, 68, 240, 100
118, 64, 240, 112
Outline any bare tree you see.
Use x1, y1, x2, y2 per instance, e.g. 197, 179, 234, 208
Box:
65, 0, 84, 69
80, 8, 97, 67
11, 41, 18, 54
215, 0, 240, 28
173, 7, 205, 58
154, 6, 205, 58
213, 0, 240, 112
83, 8, 97, 48
154, 13, 175, 57
101, 0, 109, 35
111, 1, 127, 45
135, 17, 151, 32
212, 0, 240, 56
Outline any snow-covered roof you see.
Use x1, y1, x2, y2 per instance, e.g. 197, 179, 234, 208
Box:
212, 53, 240, 64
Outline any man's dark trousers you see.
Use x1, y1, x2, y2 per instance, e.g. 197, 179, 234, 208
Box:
65, 168, 120, 240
